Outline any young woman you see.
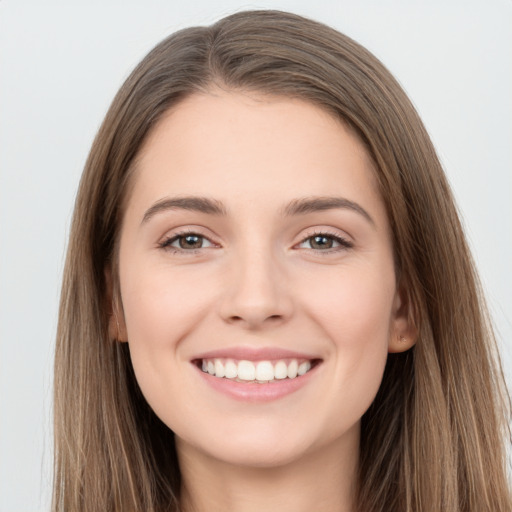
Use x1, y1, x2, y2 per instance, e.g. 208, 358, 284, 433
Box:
52, 9, 511, 512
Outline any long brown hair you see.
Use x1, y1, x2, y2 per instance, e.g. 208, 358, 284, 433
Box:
53, 10, 511, 511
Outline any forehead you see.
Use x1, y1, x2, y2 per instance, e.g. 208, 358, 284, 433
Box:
128, 90, 384, 222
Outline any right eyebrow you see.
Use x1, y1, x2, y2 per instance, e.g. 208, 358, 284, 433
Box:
141, 196, 227, 224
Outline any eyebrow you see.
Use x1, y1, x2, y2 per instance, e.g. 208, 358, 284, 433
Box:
141, 195, 374, 225
142, 196, 227, 223
281, 196, 374, 225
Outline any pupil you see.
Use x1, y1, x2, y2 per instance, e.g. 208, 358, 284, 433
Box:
312, 235, 332, 249
180, 235, 202, 249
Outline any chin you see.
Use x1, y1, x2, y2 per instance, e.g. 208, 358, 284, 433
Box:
197, 438, 312, 469
175, 417, 342, 470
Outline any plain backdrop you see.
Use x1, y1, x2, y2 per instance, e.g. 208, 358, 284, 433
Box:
1, 1, 511, 510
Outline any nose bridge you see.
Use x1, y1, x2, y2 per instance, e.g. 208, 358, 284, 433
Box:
219, 236, 292, 328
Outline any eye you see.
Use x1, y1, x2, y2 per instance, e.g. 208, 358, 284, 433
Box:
159, 232, 215, 251
297, 232, 353, 251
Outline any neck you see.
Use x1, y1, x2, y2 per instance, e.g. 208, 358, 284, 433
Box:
177, 428, 359, 512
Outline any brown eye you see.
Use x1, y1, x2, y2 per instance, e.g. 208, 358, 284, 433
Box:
179, 234, 204, 249
160, 232, 215, 251
298, 233, 353, 251
309, 235, 334, 250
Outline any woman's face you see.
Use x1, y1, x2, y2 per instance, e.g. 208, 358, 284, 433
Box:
114, 90, 413, 468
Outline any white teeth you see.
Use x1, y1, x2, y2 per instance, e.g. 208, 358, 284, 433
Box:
224, 359, 237, 379
237, 360, 256, 381
298, 361, 311, 376
274, 360, 288, 379
200, 357, 315, 382
287, 360, 298, 379
214, 359, 225, 378
255, 361, 274, 381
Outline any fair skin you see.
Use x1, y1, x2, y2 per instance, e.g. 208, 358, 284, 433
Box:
112, 89, 416, 512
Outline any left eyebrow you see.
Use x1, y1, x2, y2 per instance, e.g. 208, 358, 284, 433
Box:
281, 196, 375, 226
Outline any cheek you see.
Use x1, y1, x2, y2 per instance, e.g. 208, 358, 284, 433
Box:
119, 262, 220, 398
300, 264, 395, 411
119, 264, 219, 421
303, 261, 396, 342
121, 261, 216, 343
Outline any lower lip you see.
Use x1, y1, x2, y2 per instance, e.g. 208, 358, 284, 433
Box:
194, 363, 320, 402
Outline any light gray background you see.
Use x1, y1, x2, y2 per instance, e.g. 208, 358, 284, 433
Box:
1, 1, 511, 510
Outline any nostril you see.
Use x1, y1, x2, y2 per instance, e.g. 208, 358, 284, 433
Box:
228, 313, 282, 322
227, 313, 284, 327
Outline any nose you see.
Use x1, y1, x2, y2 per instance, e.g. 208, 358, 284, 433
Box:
218, 248, 294, 330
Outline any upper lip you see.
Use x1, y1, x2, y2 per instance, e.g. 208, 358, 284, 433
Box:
192, 346, 321, 362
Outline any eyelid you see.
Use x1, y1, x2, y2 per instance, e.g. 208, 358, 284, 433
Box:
157, 226, 353, 255
294, 228, 354, 252
158, 227, 220, 253
171, 234, 214, 248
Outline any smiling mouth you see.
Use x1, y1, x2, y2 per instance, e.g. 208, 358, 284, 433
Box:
194, 358, 321, 383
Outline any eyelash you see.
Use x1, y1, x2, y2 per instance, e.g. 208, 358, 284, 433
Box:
298, 230, 354, 254
158, 229, 353, 255
158, 230, 215, 254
